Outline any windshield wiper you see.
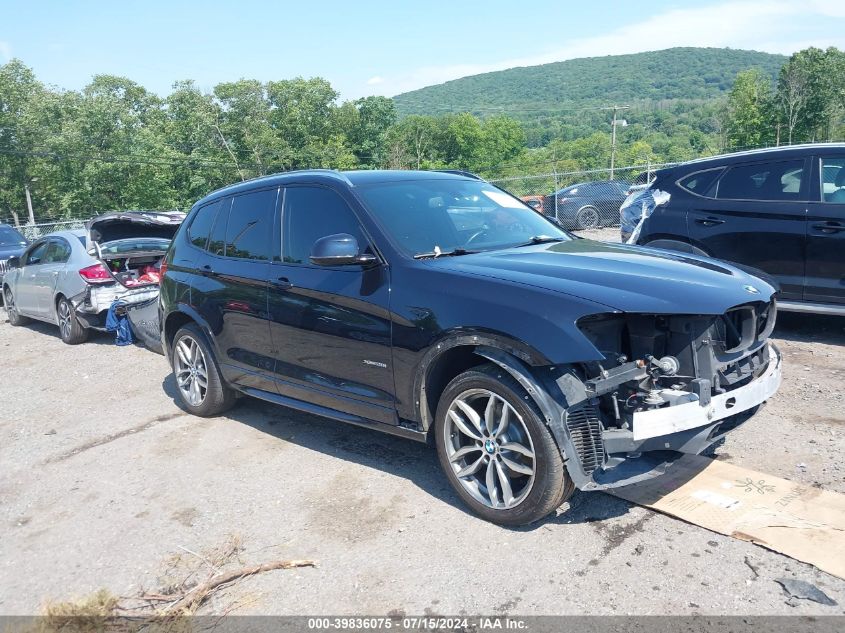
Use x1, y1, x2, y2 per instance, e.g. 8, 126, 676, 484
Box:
512, 235, 567, 247
413, 246, 477, 259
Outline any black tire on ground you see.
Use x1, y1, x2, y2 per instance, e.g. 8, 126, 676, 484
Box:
576, 206, 600, 230
57, 296, 88, 344
434, 363, 575, 526
171, 322, 236, 417
3, 285, 30, 326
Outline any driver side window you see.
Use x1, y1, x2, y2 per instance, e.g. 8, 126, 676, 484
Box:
281, 186, 367, 265
25, 241, 49, 266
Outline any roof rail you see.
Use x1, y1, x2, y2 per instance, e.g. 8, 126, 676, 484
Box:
433, 169, 485, 181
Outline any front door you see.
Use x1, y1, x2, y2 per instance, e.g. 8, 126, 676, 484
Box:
192, 189, 278, 391
15, 240, 49, 316
805, 155, 845, 304
686, 158, 809, 301
267, 185, 396, 424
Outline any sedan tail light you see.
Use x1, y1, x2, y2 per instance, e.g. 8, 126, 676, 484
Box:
78, 263, 113, 284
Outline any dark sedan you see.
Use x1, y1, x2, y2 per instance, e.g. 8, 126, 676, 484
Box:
0, 224, 29, 286
544, 179, 631, 229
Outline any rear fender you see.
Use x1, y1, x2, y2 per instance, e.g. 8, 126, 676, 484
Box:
162, 303, 221, 366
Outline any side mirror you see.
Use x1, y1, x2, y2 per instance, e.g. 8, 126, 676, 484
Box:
7, 256, 20, 268
309, 233, 378, 267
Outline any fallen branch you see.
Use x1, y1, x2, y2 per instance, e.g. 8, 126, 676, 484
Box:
164, 559, 316, 614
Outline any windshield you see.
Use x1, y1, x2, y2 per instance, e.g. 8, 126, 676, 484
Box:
0, 226, 27, 247
98, 237, 172, 255
356, 179, 570, 256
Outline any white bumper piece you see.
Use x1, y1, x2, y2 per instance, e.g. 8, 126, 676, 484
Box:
632, 343, 782, 441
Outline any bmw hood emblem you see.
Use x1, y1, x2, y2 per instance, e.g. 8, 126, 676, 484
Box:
743, 285, 760, 294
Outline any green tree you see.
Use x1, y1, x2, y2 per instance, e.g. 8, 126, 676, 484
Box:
726, 68, 775, 150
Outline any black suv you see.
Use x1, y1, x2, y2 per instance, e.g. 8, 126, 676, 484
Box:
160, 170, 781, 525
621, 143, 845, 314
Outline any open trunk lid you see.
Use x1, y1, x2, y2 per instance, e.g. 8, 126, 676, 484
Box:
87, 210, 184, 244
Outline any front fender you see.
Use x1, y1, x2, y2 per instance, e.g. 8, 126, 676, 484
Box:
474, 346, 598, 490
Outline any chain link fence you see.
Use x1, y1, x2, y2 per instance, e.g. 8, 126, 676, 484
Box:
10, 219, 89, 240
491, 163, 674, 230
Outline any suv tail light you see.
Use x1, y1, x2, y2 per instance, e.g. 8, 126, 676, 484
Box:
159, 259, 168, 277
78, 263, 113, 284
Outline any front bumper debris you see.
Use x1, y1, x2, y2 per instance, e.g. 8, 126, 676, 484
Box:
631, 342, 781, 441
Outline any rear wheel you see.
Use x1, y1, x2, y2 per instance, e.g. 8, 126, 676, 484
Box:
57, 297, 88, 344
576, 206, 600, 229
172, 323, 236, 417
434, 365, 574, 526
4, 286, 29, 326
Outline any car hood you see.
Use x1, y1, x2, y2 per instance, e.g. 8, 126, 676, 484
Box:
87, 211, 185, 245
0, 245, 26, 258
428, 239, 776, 314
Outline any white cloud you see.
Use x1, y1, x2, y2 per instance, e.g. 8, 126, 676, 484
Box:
365, 1, 845, 97
0, 41, 12, 61
366, 75, 384, 85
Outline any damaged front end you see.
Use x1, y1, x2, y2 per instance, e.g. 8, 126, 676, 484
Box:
553, 300, 781, 489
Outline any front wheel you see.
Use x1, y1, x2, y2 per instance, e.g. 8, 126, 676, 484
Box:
4, 286, 30, 326
434, 365, 574, 526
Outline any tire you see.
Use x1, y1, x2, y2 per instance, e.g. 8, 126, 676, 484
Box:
3, 286, 30, 326
57, 296, 88, 344
171, 323, 236, 417
576, 206, 600, 230
434, 364, 574, 526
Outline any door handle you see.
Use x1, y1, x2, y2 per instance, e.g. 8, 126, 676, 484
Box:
201, 264, 216, 276
812, 222, 845, 234
695, 217, 725, 227
270, 277, 292, 290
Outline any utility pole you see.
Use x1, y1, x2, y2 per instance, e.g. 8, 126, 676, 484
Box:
25, 183, 35, 225
609, 105, 629, 180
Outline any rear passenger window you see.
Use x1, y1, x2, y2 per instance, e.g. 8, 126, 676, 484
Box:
282, 187, 366, 265
225, 189, 277, 260
678, 168, 723, 197
716, 160, 806, 201
208, 198, 231, 257
43, 240, 71, 263
821, 157, 845, 203
188, 200, 221, 250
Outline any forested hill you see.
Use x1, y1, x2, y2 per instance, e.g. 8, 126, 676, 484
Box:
393, 48, 787, 117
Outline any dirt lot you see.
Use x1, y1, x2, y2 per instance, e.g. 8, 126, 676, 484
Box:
2, 230, 844, 615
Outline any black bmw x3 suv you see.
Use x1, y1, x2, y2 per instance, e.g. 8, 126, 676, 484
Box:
621, 143, 845, 315
160, 169, 781, 525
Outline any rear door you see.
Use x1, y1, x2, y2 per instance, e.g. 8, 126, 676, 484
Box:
266, 185, 396, 424
15, 240, 49, 315
686, 158, 809, 300
804, 155, 845, 304
192, 188, 278, 391
34, 237, 73, 316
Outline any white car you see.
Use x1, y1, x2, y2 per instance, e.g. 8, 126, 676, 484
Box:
2, 211, 183, 345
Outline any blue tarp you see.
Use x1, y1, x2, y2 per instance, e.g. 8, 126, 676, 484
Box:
105, 300, 135, 346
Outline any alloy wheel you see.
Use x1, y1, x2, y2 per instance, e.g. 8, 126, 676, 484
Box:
4, 287, 16, 320
443, 388, 536, 510
578, 207, 600, 229
174, 335, 209, 407
58, 300, 72, 340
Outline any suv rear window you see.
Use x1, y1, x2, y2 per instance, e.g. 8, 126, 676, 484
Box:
678, 168, 723, 197
188, 200, 221, 250
716, 160, 806, 201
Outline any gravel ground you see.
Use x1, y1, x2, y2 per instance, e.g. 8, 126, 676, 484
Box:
1, 230, 844, 616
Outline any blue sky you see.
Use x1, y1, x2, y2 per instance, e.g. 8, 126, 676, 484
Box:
2, 1, 844, 99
